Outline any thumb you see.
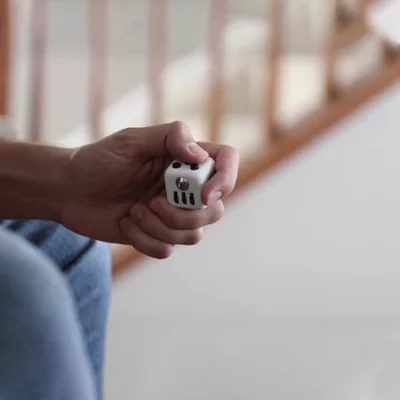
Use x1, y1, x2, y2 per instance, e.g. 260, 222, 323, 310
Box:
136, 121, 209, 163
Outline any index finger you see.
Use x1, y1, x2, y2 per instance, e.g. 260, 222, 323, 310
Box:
197, 142, 240, 205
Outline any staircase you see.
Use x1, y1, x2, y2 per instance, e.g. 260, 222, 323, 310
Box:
1, 0, 400, 278
112, 0, 400, 277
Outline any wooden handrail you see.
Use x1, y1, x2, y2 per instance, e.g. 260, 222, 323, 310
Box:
0, 0, 9, 116
89, 0, 108, 141
148, 0, 169, 125
207, 0, 227, 143
238, 57, 400, 190
112, 55, 400, 280
111, 0, 400, 276
2, 0, 398, 277
359, 0, 367, 17
112, 58, 400, 279
263, 0, 283, 147
28, 0, 48, 142
112, 244, 144, 278
335, 0, 381, 50
382, 40, 398, 65
324, 0, 340, 101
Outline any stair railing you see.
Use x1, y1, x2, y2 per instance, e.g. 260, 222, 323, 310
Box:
0, 0, 399, 276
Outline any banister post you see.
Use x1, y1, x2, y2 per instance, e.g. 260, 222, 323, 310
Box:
207, 0, 227, 143
263, 0, 283, 147
89, 0, 109, 141
148, 0, 169, 125
28, 0, 48, 143
0, 0, 10, 117
323, 0, 341, 102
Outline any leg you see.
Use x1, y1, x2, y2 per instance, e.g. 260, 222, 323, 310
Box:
1, 220, 112, 400
0, 227, 97, 399
65, 237, 111, 400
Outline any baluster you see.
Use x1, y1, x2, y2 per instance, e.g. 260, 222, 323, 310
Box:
263, 0, 283, 147
377, 0, 398, 65
382, 40, 397, 64
357, 0, 396, 64
89, 0, 108, 141
28, 0, 48, 142
359, 0, 367, 18
148, 0, 168, 125
323, 0, 340, 101
0, 0, 9, 117
207, 0, 227, 143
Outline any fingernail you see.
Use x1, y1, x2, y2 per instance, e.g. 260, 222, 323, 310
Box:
208, 191, 222, 205
187, 143, 208, 158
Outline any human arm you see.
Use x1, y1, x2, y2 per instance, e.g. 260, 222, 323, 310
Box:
0, 137, 72, 221
0, 122, 239, 258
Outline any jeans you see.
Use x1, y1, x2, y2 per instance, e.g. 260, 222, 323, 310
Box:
0, 220, 112, 400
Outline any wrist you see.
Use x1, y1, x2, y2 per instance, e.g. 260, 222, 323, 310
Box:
34, 145, 76, 222
0, 138, 76, 221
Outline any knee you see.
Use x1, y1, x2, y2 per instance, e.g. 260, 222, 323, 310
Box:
0, 228, 72, 313
67, 240, 112, 305
0, 228, 76, 356
66, 241, 112, 395
0, 229, 96, 398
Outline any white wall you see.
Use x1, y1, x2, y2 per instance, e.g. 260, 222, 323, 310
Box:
105, 82, 400, 400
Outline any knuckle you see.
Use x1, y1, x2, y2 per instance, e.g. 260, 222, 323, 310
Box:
221, 144, 239, 161
168, 121, 189, 143
210, 201, 225, 224
186, 229, 203, 245
190, 215, 203, 229
172, 120, 188, 133
223, 144, 237, 154
111, 128, 136, 156
126, 224, 141, 243
139, 214, 154, 233
222, 181, 235, 196
167, 212, 185, 229
154, 244, 174, 260
131, 204, 145, 224
231, 146, 240, 162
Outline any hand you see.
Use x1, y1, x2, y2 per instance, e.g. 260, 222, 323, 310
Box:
62, 121, 239, 258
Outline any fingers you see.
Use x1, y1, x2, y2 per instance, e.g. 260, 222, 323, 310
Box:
130, 203, 203, 245
120, 217, 174, 260
197, 142, 240, 205
150, 197, 224, 230
119, 123, 239, 201
120, 198, 225, 259
127, 121, 208, 163
165, 121, 208, 163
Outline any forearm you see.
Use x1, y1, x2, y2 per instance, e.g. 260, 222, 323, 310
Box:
0, 137, 72, 221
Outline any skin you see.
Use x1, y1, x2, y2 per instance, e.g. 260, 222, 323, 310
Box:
0, 121, 240, 259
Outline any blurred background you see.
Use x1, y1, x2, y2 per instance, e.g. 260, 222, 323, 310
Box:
3, 0, 400, 399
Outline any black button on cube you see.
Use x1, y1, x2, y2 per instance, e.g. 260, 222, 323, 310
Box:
181, 192, 187, 204
172, 162, 182, 169
190, 164, 199, 170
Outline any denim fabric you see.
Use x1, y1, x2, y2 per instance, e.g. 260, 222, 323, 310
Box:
0, 221, 112, 400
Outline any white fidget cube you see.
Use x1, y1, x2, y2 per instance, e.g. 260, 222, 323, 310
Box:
165, 158, 215, 209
